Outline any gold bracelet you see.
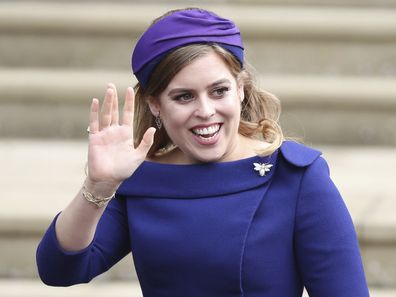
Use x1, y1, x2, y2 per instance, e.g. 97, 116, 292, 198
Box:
82, 185, 115, 208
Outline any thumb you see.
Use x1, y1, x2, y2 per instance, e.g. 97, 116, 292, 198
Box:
136, 127, 156, 156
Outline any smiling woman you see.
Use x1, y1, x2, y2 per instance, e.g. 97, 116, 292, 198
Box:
36, 7, 370, 297
143, 49, 263, 164
134, 41, 283, 162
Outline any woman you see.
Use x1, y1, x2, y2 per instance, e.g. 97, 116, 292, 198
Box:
36, 8, 370, 297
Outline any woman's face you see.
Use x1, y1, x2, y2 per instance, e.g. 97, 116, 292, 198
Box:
148, 50, 244, 164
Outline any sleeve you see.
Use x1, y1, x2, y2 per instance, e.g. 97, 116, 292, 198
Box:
36, 196, 131, 286
294, 157, 370, 297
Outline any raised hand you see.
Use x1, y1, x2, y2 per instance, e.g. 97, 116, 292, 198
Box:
86, 83, 156, 192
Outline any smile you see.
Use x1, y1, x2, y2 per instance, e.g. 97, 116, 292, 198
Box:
190, 123, 222, 145
191, 124, 221, 138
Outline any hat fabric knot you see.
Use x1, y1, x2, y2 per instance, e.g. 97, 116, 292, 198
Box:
132, 9, 244, 88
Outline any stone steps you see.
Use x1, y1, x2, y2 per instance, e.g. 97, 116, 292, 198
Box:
4, 0, 396, 8
1, 68, 395, 145
1, 2, 396, 144
2, 3, 395, 38
0, 279, 143, 297
1, 3, 396, 76
2, 68, 396, 108
0, 279, 396, 297
1, 1, 395, 293
0, 140, 395, 287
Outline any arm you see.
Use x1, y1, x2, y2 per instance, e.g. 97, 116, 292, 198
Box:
294, 157, 370, 297
36, 196, 130, 286
36, 84, 155, 285
54, 85, 155, 252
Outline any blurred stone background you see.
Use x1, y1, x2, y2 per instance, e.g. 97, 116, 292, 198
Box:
0, 0, 395, 296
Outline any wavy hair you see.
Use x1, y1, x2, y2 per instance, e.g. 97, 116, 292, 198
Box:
133, 10, 284, 157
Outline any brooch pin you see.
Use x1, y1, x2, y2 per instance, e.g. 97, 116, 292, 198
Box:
253, 162, 273, 176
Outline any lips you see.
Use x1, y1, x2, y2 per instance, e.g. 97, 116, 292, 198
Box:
191, 124, 221, 137
190, 123, 222, 145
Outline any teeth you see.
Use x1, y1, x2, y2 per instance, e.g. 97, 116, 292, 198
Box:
192, 124, 220, 135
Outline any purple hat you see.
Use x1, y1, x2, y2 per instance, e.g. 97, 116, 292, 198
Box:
132, 8, 244, 88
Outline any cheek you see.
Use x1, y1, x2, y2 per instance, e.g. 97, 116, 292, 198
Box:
220, 97, 241, 119
161, 106, 191, 131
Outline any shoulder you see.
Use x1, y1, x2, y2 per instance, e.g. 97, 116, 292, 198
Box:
279, 140, 322, 167
279, 141, 333, 193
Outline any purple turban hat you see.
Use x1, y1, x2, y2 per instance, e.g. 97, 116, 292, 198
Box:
131, 8, 244, 88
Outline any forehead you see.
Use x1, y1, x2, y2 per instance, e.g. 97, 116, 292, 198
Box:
165, 51, 235, 90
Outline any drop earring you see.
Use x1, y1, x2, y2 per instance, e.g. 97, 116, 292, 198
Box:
155, 112, 162, 129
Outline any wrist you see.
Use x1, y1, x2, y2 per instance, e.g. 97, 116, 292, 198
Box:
83, 178, 120, 199
82, 185, 114, 208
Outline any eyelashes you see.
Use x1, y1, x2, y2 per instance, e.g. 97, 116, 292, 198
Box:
172, 86, 230, 102
174, 93, 194, 102
212, 87, 230, 97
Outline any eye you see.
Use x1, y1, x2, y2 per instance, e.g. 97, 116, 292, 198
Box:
212, 87, 230, 97
174, 93, 194, 102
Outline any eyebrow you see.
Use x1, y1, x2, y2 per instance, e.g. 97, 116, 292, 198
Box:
167, 78, 231, 97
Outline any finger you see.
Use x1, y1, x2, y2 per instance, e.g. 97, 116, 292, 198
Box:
89, 98, 99, 134
122, 87, 135, 127
99, 88, 114, 130
136, 127, 156, 157
108, 83, 119, 125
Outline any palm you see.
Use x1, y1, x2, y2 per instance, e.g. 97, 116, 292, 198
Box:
86, 84, 155, 186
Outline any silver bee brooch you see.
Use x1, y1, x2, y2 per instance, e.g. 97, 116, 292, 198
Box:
253, 162, 273, 176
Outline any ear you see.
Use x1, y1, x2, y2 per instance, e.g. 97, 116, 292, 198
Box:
147, 96, 161, 116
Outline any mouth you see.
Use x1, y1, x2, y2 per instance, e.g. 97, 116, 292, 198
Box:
190, 123, 222, 142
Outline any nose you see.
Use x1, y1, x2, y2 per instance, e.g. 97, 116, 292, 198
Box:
194, 97, 215, 119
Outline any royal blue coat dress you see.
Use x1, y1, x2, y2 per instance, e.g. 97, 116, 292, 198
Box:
36, 141, 370, 297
